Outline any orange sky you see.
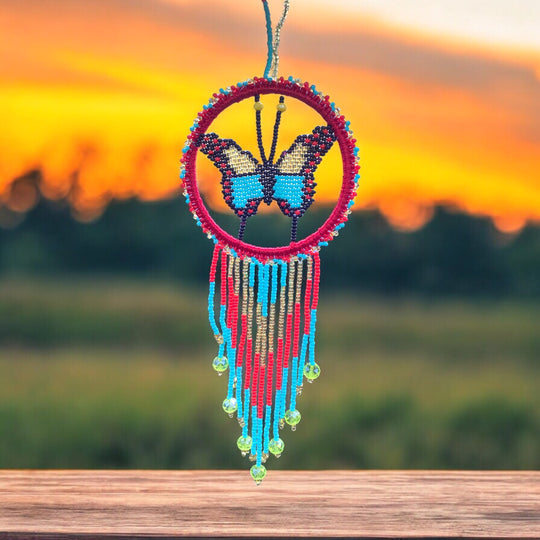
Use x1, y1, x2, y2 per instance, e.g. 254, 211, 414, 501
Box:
1, 0, 539, 230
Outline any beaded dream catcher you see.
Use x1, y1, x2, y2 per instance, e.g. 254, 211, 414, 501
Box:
180, 0, 360, 484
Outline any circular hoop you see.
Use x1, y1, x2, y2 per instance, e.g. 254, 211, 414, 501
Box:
180, 77, 360, 261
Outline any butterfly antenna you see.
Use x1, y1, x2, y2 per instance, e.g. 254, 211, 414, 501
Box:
268, 96, 285, 164
254, 95, 267, 163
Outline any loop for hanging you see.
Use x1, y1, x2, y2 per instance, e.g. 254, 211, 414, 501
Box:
261, 0, 291, 79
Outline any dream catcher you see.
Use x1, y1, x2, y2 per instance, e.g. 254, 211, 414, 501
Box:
180, 0, 360, 484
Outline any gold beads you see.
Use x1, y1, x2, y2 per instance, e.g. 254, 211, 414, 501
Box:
253, 101, 264, 111
277, 102, 287, 112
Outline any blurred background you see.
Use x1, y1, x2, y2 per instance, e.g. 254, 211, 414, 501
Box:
0, 0, 539, 470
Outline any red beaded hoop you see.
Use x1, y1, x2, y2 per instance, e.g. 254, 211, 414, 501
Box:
180, 77, 360, 261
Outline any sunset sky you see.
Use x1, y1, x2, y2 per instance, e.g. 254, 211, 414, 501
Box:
1, 0, 539, 231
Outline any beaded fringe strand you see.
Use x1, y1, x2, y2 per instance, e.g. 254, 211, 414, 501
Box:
209, 245, 321, 484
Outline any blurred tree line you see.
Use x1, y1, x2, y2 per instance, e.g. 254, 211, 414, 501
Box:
0, 174, 539, 297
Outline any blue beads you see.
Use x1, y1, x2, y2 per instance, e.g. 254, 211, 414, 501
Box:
230, 175, 263, 208
219, 304, 227, 342
280, 260, 288, 287
242, 388, 251, 438
308, 308, 318, 367
235, 365, 243, 419
297, 333, 309, 388
207, 282, 220, 336
279, 367, 289, 425
226, 347, 236, 399
251, 405, 263, 465
270, 263, 278, 305
274, 175, 304, 208
290, 356, 299, 410
258, 263, 270, 317
263, 404, 272, 456
249, 260, 256, 287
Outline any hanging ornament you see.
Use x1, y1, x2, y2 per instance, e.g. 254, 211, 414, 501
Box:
180, 0, 360, 484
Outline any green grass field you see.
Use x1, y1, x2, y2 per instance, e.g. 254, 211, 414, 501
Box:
0, 278, 538, 470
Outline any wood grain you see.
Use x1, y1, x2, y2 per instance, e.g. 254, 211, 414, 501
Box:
0, 470, 538, 539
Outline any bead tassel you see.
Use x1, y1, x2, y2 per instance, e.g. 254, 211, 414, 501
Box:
209, 247, 322, 483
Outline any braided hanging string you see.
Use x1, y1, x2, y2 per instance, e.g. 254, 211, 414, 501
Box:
261, 0, 290, 79
270, 0, 290, 78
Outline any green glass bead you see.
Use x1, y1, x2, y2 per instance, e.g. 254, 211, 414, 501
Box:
268, 438, 285, 458
212, 356, 228, 375
237, 436, 252, 456
222, 397, 237, 416
304, 362, 321, 382
285, 409, 301, 430
250, 464, 267, 485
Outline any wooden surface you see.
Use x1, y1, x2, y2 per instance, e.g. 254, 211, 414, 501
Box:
0, 470, 539, 539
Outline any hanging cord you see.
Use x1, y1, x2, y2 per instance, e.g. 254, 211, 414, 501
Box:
261, 0, 290, 79
262, 1, 274, 78
270, 0, 290, 79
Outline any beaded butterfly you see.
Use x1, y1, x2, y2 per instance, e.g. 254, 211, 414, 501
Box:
196, 95, 337, 242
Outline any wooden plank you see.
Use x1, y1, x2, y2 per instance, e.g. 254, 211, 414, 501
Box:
0, 470, 538, 539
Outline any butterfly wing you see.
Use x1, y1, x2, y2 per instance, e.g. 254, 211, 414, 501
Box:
197, 133, 263, 218
273, 125, 337, 218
